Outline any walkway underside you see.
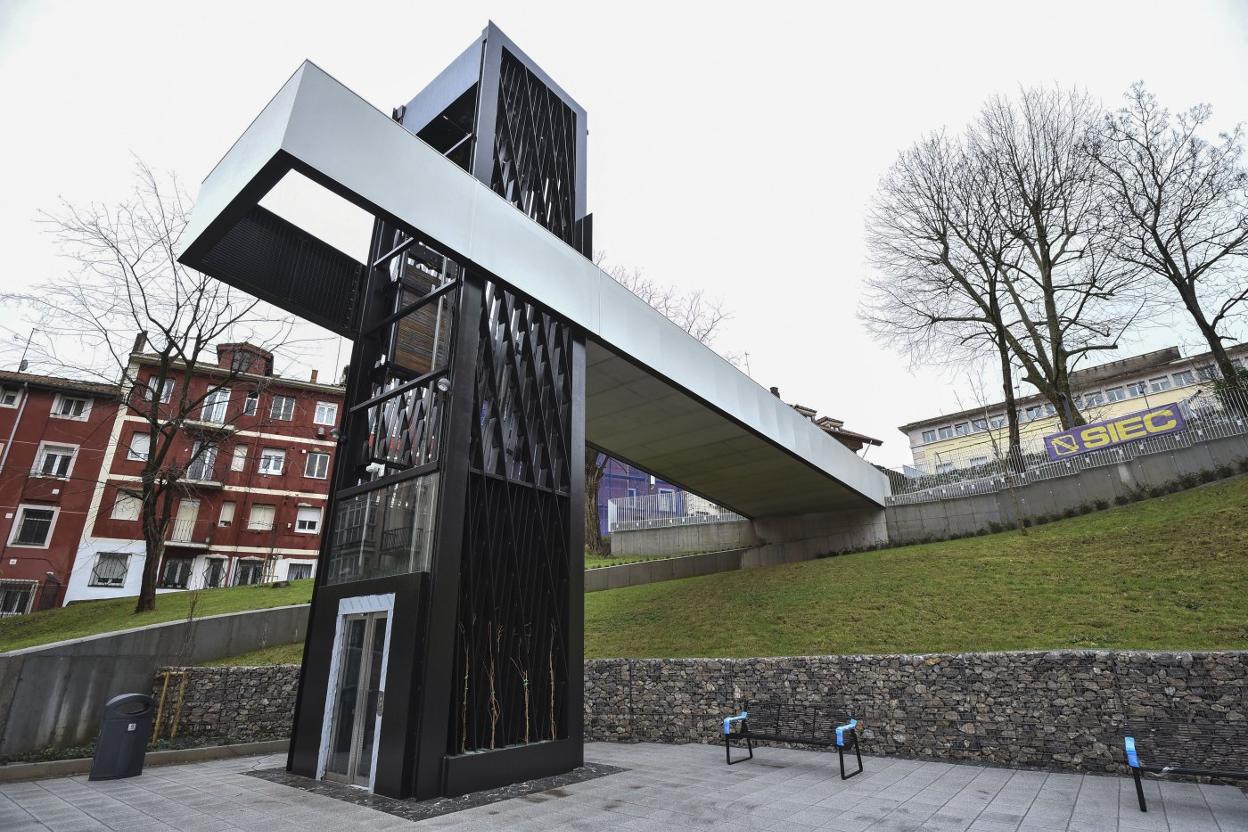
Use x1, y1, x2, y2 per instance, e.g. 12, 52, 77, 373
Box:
178, 61, 888, 517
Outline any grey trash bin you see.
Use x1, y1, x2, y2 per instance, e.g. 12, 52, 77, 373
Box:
89, 693, 156, 781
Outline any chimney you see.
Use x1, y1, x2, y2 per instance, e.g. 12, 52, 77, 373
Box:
132, 331, 148, 354
310, 369, 319, 384
769, 386, 781, 398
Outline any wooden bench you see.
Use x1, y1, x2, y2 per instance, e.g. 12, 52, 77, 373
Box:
1125, 722, 1248, 811
723, 701, 864, 780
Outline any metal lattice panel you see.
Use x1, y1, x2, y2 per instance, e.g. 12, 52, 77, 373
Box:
490, 49, 578, 247
451, 278, 573, 753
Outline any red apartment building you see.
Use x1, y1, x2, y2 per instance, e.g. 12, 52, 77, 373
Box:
0, 371, 120, 615
63, 343, 344, 604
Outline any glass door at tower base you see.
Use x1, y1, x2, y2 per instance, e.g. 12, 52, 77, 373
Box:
325, 611, 388, 787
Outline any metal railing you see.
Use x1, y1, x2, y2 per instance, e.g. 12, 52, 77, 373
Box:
608, 492, 745, 532
168, 519, 200, 543
887, 386, 1248, 506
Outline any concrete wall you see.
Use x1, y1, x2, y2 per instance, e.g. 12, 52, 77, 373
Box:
157, 650, 1248, 776
0, 603, 308, 755
887, 436, 1248, 545
586, 549, 750, 592
610, 521, 757, 557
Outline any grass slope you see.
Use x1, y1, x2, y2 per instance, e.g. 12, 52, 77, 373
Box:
584, 477, 1248, 658
0, 580, 314, 653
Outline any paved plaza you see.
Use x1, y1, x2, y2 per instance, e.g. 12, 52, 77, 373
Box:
2, 743, 1246, 832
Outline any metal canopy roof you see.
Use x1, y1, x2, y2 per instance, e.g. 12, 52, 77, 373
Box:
178, 62, 889, 516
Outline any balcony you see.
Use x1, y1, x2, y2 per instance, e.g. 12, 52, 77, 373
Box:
166, 519, 209, 548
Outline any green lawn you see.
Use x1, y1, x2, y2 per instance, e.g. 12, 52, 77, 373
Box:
584, 476, 1248, 658
11, 477, 1248, 662
0, 580, 314, 653
585, 552, 685, 569
204, 641, 305, 666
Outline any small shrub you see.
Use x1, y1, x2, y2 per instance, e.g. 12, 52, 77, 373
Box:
1199, 468, 1218, 484
1148, 485, 1168, 498
1178, 473, 1199, 490
1093, 498, 1109, 511
1238, 458, 1248, 473
1114, 494, 1130, 506
1215, 464, 1234, 480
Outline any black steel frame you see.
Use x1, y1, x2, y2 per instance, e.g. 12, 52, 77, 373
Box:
287, 23, 591, 801
723, 703, 865, 781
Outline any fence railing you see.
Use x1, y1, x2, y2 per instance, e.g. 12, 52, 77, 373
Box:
608, 492, 744, 532
887, 386, 1248, 506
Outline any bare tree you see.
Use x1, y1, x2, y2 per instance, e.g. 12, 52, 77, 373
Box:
583, 254, 734, 555
974, 87, 1144, 428
5, 163, 299, 613
1092, 83, 1248, 383
863, 132, 1024, 464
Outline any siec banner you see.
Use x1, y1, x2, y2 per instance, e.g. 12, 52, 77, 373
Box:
1043, 403, 1187, 461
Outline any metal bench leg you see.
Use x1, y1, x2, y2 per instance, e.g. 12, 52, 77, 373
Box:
1132, 768, 1147, 813
725, 734, 753, 765
839, 731, 864, 780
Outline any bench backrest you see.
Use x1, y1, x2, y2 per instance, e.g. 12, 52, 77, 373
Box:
744, 701, 851, 742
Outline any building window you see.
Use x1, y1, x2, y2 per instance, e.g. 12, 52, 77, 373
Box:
111, 492, 142, 521
1127, 382, 1148, 398
143, 377, 173, 404
1025, 405, 1043, 421
258, 448, 285, 475
971, 419, 988, 432
34, 443, 76, 478
218, 501, 236, 527
230, 445, 248, 472
937, 426, 954, 440
295, 506, 321, 533
248, 504, 276, 531
127, 432, 151, 461
1084, 391, 1105, 406
234, 559, 264, 586
0, 387, 20, 408
90, 554, 129, 587
989, 416, 1006, 429
10, 506, 56, 547
936, 462, 955, 474
626, 487, 637, 499
51, 394, 91, 420
304, 451, 329, 479
186, 442, 217, 482
313, 402, 338, 426
969, 456, 989, 466
201, 388, 231, 423
1196, 364, 1218, 381
158, 558, 193, 589
1105, 386, 1126, 402
1149, 376, 1171, 393
1044, 404, 1057, 416
203, 558, 226, 588
921, 429, 937, 443
287, 563, 313, 581
243, 390, 259, 416
0, 580, 36, 617
1172, 370, 1196, 387
270, 395, 295, 421
954, 422, 969, 436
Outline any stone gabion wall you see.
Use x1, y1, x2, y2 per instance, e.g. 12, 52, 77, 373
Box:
152, 665, 300, 742
158, 651, 1246, 774
584, 652, 1248, 774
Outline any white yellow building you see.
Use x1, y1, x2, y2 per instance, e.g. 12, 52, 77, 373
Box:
898, 344, 1248, 473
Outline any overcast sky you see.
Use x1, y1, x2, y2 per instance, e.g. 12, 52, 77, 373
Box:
2, 0, 1246, 466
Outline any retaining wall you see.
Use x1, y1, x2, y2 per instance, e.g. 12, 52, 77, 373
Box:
610, 521, 758, 557
156, 650, 1246, 775
887, 435, 1248, 545
151, 666, 300, 742
0, 604, 308, 755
